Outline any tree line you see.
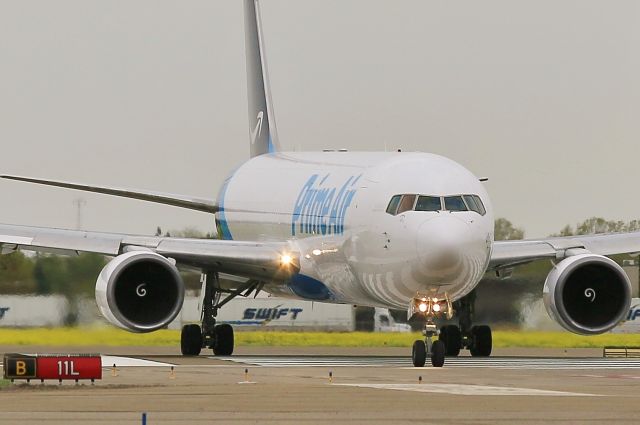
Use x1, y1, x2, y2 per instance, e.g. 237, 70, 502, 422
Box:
494, 216, 640, 241
1, 218, 638, 326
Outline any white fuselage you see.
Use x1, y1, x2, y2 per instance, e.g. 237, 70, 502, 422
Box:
216, 151, 494, 309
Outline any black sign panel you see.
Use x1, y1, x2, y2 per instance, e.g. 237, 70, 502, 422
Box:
3, 354, 37, 379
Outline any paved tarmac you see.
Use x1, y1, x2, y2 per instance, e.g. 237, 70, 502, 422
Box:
1, 346, 639, 424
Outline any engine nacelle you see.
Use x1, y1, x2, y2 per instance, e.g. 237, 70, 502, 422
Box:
95, 251, 185, 333
543, 253, 631, 335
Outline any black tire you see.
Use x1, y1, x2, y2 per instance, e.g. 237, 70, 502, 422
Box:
412, 340, 426, 367
431, 340, 446, 367
439, 325, 462, 357
181, 324, 202, 356
213, 324, 234, 356
469, 325, 492, 357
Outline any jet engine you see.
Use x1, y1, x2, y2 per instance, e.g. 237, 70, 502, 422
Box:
543, 253, 631, 335
95, 251, 185, 332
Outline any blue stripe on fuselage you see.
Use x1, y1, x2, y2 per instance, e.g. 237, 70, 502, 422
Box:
216, 178, 233, 240
267, 133, 275, 153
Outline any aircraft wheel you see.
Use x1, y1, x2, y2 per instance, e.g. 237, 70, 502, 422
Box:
181, 324, 202, 356
213, 324, 234, 356
431, 340, 446, 367
439, 325, 462, 356
469, 325, 492, 357
412, 340, 426, 367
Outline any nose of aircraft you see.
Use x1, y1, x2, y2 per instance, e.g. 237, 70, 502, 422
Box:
416, 215, 473, 272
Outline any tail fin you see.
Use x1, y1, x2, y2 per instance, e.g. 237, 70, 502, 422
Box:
244, 0, 280, 157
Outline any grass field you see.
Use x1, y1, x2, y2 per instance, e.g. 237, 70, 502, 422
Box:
1, 327, 640, 348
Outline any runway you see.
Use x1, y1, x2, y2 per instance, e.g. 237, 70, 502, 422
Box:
6, 353, 640, 370
1, 348, 640, 424
220, 355, 640, 369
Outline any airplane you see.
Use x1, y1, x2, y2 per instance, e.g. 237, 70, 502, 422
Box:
0, 0, 637, 367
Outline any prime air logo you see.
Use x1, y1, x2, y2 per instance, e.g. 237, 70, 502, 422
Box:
292, 174, 361, 236
0, 307, 9, 320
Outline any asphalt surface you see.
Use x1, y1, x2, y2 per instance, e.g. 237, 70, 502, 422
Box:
1, 346, 639, 424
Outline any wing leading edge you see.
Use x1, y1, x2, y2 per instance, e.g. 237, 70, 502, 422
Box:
490, 231, 640, 271
1, 175, 218, 214
0, 224, 297, 282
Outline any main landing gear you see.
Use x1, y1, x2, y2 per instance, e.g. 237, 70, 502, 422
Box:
181, 271, 261, 356
439, 323, 492, 357
443, 291, 492, 357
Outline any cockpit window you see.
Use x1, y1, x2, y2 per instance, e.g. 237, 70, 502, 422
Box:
444, 196, 468, 212
397, 194, 417, 214
462, 195, 486, 215
463, 195, 479, 213
415, 196, 442, 212
386, 195, 402, 215
387, 193, 485, 216
472, 195, 486, 215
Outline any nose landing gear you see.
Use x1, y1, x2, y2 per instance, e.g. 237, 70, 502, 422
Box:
409, 293, 453, 367
411, 320, 446, 367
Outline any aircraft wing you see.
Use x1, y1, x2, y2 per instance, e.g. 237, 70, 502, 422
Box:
0, 175, 218, 214
0, 224, 297, 281
489, 231, 640, 271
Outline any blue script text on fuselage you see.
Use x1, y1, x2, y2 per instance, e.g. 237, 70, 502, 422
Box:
291, 174, 361, 236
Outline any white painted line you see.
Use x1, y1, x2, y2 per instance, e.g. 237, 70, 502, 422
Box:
101, 356, 174, 367
174, 365, 239, 368
334, 383, 599, 397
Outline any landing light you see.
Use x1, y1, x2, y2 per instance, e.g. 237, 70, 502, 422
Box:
280, 254, 293, 266
410, 293, 454, 321
312, 249, 322, 256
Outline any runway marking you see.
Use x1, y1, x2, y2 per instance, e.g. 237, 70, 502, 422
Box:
0, 357, 172, 368
576, 373, 640, 380
334, 383, 598, 397
220, 356, 640, 369
101, 356, 173, 367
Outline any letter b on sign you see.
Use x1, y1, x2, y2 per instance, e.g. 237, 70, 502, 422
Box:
4, 355, 37, 379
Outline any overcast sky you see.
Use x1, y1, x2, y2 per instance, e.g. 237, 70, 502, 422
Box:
1, 0, 639, 238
